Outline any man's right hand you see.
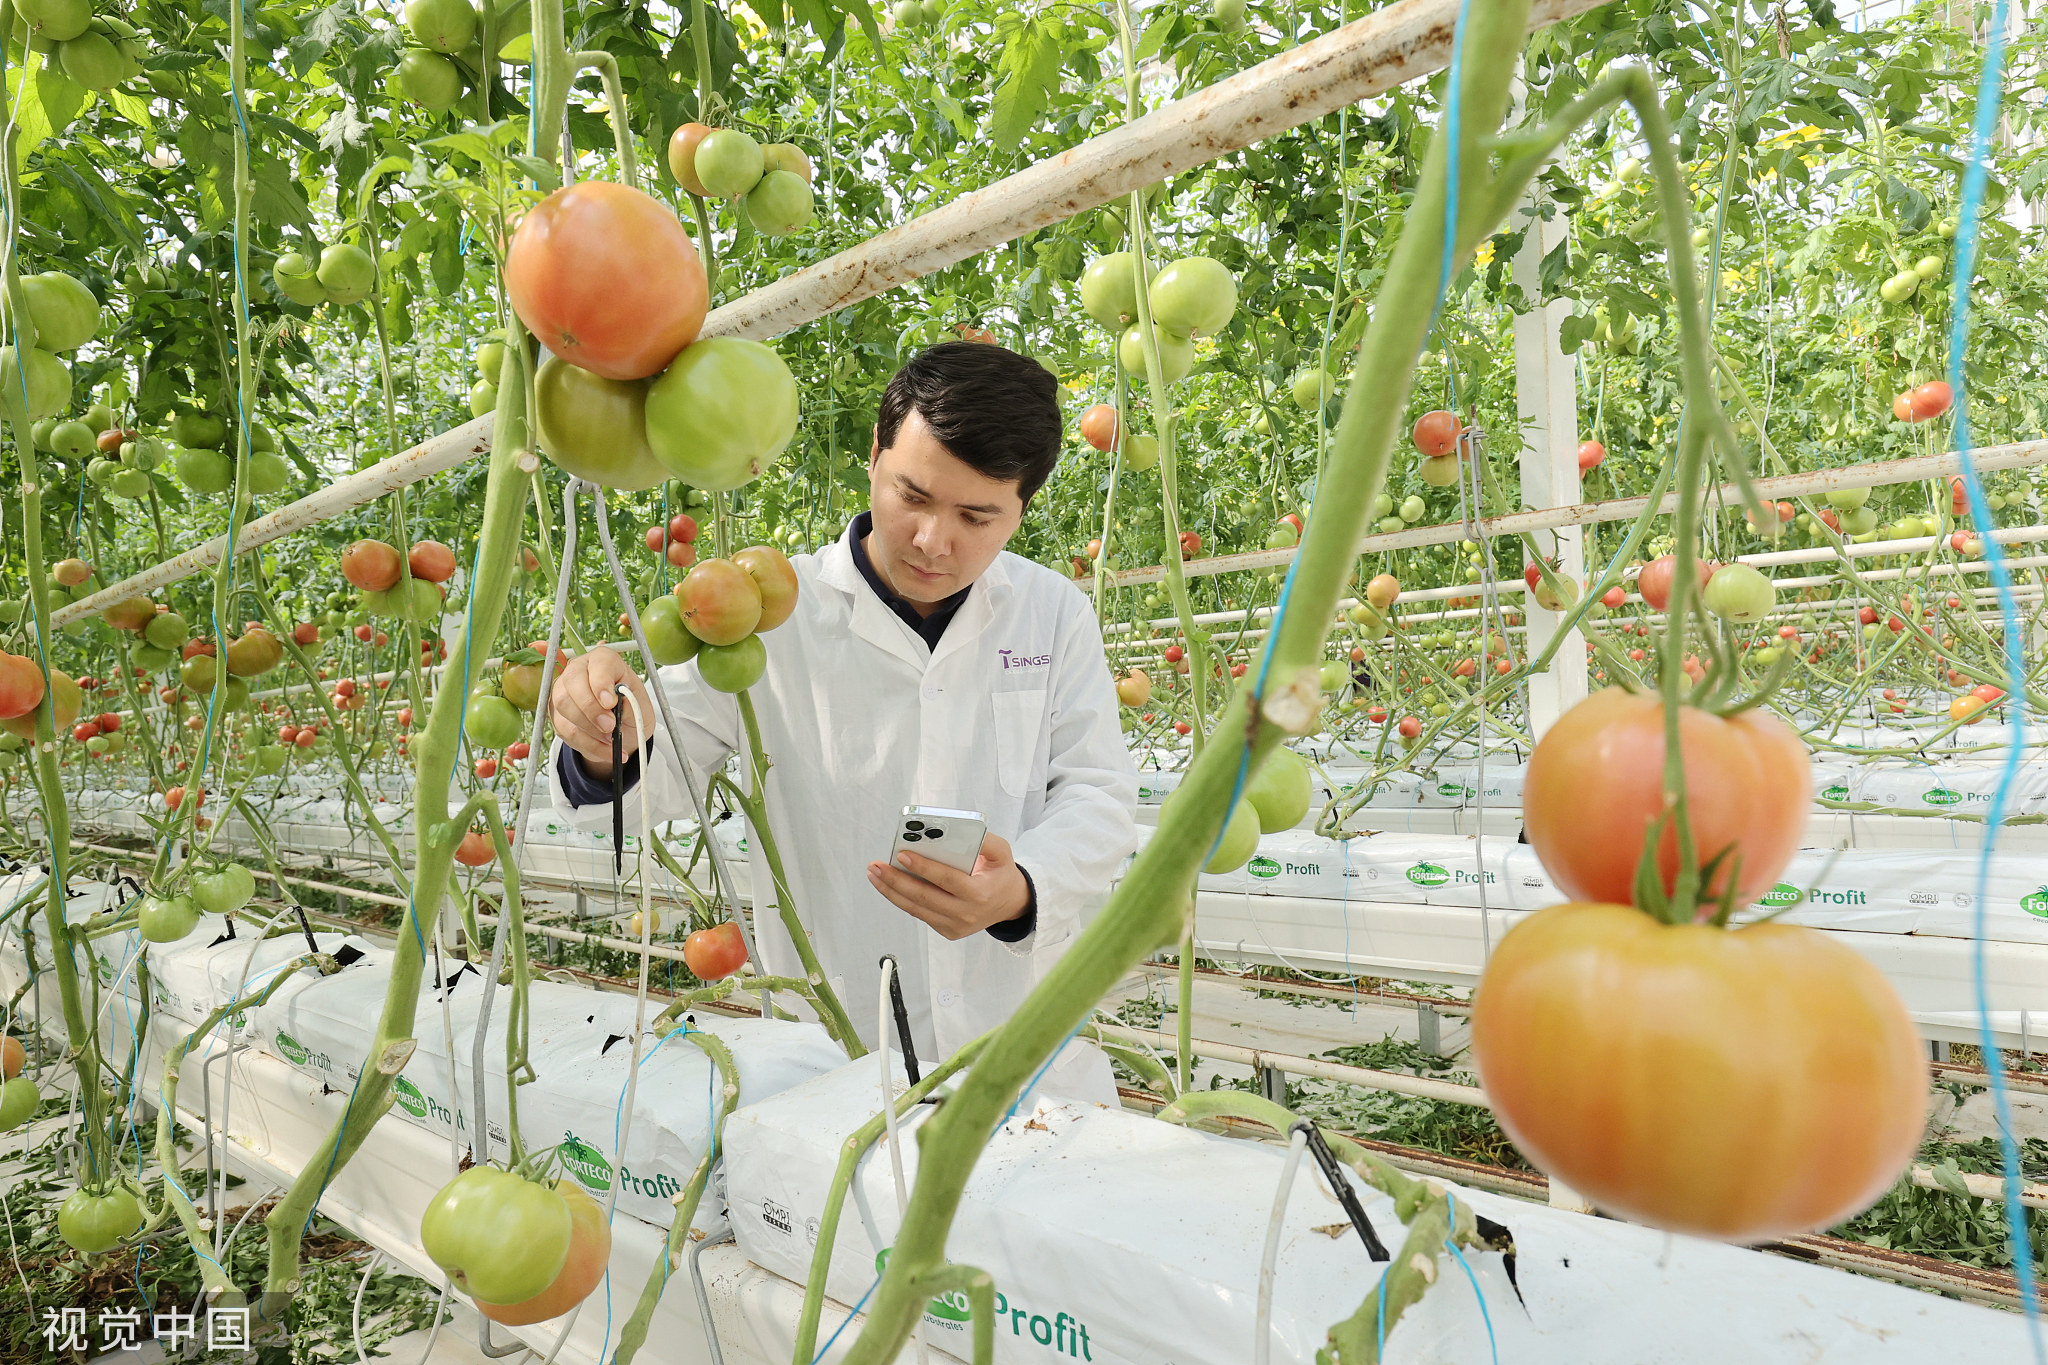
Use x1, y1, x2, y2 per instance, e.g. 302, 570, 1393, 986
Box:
550, 645, 655, 778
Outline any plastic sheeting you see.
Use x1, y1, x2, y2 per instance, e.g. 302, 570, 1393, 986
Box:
725, 1058, 2032, 1365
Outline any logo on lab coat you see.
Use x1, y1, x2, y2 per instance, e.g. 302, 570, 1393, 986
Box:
998, 649, 1051, 670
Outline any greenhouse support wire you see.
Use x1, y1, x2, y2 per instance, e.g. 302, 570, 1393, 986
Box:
1941, 0, 2042, 1351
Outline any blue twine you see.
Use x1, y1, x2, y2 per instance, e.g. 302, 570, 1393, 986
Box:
1442, 1194, 1498, 1365
810, 1271, 883, 1365
1940, 0, 2042, 1350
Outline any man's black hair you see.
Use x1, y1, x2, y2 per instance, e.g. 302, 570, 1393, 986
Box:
875, 341, 1062, 503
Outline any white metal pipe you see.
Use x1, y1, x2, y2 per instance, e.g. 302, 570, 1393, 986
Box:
1095, 438, 2048, 588
51, 417, 495, 629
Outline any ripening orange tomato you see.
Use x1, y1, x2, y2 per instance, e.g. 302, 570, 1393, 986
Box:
1473, 901, 1925, 1242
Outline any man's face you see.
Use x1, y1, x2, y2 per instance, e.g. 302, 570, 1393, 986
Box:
866, 410, 1025, 605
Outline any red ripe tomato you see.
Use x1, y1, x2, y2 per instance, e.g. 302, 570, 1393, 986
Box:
334, 678, 356, 699
1178, 531, 1202, 558
646, 526, 667, 552
1078, 403, 1119, 452
409, 540, 458, 583
1599, 585, 1626, 610
506, 741, 531, 760
1634, 554, 1711, 612
1575, 439, 1605, 471
666, 539, 698, 569
72, 721, 99, 742
1397, 715, 1422, 738
1820, 508, 1841, 533
342, 539, 403, 591
668, 514, 699, 544
1858, 606, 1878, 626
1163, 644, 1184, 664
353, 624, 374, 642
683, 922, 749, 981
505, 182, 708, 381
183, 639, 216, 659
475, 757, 499, 778
1366, 706, 1387, 724
666, 122, 715, 197
1893, 380, 1954, 424
1971, 684, 2004, 704
278, 724, 297, 743
397, 707, 414, 727
453, 829, 495, 866
0, 653, 46, 722
1173, 721, 1192, 735
293, 621, 319, 645
1472, 901, 1925, 1241
678, 558, 763, 645
1524, 688, 1808, 909
1411, 409, 1461, 458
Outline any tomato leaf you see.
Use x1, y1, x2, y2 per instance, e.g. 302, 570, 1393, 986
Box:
988, 16, 1062, 153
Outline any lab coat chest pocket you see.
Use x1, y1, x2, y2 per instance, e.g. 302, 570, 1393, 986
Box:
991, 689, 1045, 798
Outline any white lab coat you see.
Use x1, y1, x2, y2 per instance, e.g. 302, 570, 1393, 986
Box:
548, 522, 1141, 1101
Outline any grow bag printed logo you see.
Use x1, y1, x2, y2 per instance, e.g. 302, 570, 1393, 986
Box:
1407, 862, 1450, 887
1921, 787, 1963, 807
1436, 782, 1475, 799
392, 1077, 430, 1119
1759, 883, 1802, 908
274, 1033, 309, 1066
1822, 783, 1851, 802
2023, 888, 2048, 919
560, 1134, 613, 1192
877, 1250, 1094, 1355
875, 1249, 972, 1324
1247, 856, 1281, 879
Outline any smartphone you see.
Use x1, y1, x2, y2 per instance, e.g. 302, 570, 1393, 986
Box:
889, 806, 987, 880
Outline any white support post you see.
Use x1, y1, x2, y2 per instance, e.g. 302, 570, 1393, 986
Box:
1511, 195, 1587, 740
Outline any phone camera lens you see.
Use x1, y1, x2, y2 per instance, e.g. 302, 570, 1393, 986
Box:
925, 826, 943, 838
904, 820, 925, 832
902, 830, 922, 841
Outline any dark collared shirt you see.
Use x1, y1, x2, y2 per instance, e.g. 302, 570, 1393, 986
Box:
557, 513, 1035, 942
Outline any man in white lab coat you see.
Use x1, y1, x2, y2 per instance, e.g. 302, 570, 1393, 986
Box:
545, 342, 1140, 1100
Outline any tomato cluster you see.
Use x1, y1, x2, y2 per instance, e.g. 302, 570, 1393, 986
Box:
640, 545, 798, 694
507, 181, 802, 495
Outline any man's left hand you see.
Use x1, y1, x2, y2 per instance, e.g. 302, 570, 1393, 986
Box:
868, 832, 1031, 941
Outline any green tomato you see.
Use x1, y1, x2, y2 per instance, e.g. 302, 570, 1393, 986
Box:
176, 446, 232, 495
1842, 506, 1879, 536
1702, 563, 1775, 623
1213, 0, 1246, 29
57, 1186, 143, 1255
191, 864, 257, 916
744, 170, 814, 237
249, 450, 290, 495
533, 356, 667, 490
10, 271, 100, 352
694, 129, 765, 199
892, 0, 924, 24
1146, 256, 1236, 337
476, 341, 506, 382
396, 48, 463, 110
1121, 433, 1158, 472
143, 611, 188, 651
1202, 801, 1260, 873
54, 32, 121, 90
1913, 254, 1942, 280
138, 893, 205, 942
0, 346, 71, 422
469, 378, 498, 418
1371, 493, 1394, 518
696, 633, 767, 693
1878, 272, 1916, 304
172, 410, 226, 449
405, 0, 477, 51
1824, 485, 1869, 512
1245, 746, 1311, 831
85, 456, 119, 486
19, 0, 91, 40
419, 1167, 571, 1306
644, 338, 798, 492
1377, 515, 1405, 535
1399, 495, 1425, 522
1118, 323, 1193, 384
272, 251, 329, 307
1288, 368, 1335, 410
642, 595, 701, 666
1079, 252, 1140, 330
0, 1078, 37, 1132
255, 743, 288, 774
465, 694, 523, 750
317, 243, 377, 306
